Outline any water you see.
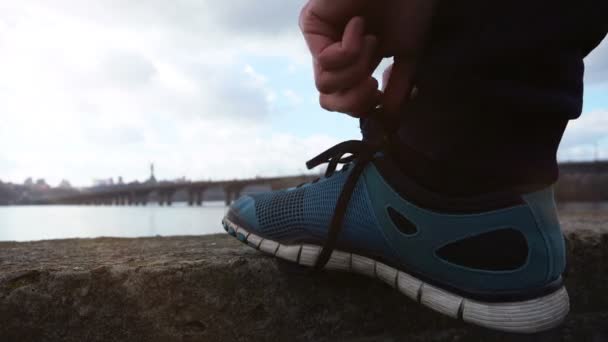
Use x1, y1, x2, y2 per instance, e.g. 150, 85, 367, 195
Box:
0, 202, 228, 242
1, 201, 606, 242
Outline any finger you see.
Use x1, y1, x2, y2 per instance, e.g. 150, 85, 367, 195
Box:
319, 77, 381, 117
304, 32, 334, 59
299, 4, 338, 58
315, 35, 377, 94
350, 88, 383, 118
381, 63, 393, 92
381, 57, 415, 114
317, 16, 365, 70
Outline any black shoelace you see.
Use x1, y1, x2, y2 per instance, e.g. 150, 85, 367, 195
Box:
305, 107, 396, 271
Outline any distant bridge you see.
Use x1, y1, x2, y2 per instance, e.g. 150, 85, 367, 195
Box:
37, 161, 608, 206
48, 175, 317, 206
559, 161, 608, 174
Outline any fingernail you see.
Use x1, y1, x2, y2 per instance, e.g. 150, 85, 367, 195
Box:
410, 86, 419, 100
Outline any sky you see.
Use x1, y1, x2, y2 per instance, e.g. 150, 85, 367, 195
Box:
0, 1, 606, 187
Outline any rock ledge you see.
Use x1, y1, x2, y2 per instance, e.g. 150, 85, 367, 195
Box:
1, 213, 607, 341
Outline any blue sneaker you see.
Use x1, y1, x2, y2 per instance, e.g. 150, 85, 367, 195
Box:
222, 117, 569, 334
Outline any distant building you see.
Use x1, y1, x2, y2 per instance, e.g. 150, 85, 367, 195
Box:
92, 178, 114, 187
24, 177, 34, 187
146, 163, 157, 184
58, 179, 73, 189
34, 178, 50, 190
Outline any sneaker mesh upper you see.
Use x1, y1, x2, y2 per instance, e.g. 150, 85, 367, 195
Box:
251, 169, 390, 256
254, 186, 306, 241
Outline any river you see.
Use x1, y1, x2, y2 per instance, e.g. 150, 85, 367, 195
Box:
0, 202, 228, 242
0, 201, 605, 242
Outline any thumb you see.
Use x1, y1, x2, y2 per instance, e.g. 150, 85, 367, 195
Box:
381, 57, 416, 115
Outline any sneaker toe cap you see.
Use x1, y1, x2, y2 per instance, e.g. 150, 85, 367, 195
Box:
226, 195, 260, 233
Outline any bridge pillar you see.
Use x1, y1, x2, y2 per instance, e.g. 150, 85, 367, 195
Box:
135, 192, 148, 206
188, 187, 205, 206
224, 189, 232, 206
225, 185, 244, 206
159, 190, 175, 206
224, 186, 243, 206
166, 191, 174, 206
196, 188, 204, 206
159, 192, 165, 206
188, 188, 195, 206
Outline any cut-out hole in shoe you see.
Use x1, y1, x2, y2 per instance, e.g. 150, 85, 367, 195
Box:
387, 206, 418, 235
435, 228, 529, 271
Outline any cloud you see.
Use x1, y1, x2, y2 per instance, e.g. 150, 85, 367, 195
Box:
30, 0, 305, 36
584, 37, 608, 84
3, 0, 601, 186
101, 52, 158, 87
282, 89, 303, 106
205, 0, 305, 35
559, 36, 608, 160
5, 0, 310, 63
561, 109, 608, 147
559, 109, 608, 160
0, 0, 326, 186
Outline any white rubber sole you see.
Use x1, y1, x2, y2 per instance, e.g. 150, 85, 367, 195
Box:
222, 217, 570, 334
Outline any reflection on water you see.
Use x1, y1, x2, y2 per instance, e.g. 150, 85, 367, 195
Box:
0, 201, 606, 242
0, 202, 228, 242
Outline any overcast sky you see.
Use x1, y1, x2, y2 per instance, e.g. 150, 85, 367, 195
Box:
0, 1, 607, 186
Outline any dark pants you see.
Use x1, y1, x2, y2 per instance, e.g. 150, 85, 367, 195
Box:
369, 0, 608, 196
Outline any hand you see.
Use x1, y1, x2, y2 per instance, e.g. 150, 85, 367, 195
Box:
300, 0, 436, 117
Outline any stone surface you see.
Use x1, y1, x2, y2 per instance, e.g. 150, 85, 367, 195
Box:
0, 211, 607, 342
